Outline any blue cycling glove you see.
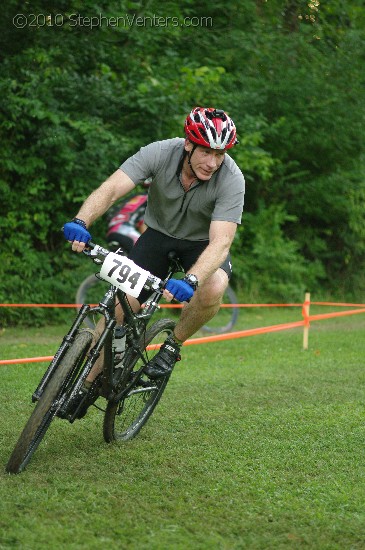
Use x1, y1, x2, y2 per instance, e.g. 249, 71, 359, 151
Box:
63, 221, 91, 243
166, 278, 195, 302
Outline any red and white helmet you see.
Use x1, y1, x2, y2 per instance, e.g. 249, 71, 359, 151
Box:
184, 107, 238, 150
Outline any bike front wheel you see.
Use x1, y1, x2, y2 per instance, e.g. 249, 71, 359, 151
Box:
75, 273, 103, 329
103, 318, 176, 443
6, 330, 93, 474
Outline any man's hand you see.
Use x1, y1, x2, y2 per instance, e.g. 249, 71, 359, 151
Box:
63, 221, 91, 252
165, 278, 195, 302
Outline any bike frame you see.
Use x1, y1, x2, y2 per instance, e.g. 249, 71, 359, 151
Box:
32, 244, 181, 422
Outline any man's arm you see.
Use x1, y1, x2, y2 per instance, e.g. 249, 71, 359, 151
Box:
163, 220, 236, 303
187, 220, 237, 284
70, 169, 135, 252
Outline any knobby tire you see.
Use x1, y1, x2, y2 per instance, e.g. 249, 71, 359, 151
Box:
75, 273, 101, 329
6, 330, 93, 474
103, 318, 176, 443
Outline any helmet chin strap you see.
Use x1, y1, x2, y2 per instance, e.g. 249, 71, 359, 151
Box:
187, 143, 199, 180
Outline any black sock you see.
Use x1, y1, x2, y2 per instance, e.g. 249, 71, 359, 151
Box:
168, 334, 183, 347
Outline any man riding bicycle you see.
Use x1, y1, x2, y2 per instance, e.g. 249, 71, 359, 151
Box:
63, 106, 245, 387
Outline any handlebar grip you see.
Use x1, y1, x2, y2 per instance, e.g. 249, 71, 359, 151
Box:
145, 274, 164, 291
82, 241, 110, 258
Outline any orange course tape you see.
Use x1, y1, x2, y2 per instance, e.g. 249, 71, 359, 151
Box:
0, 303, 79, 308
0, 356, 55, 365
0, 302, 303, 308
302, 300, 311, 327
1, 306, 365, 366
0, 319, 305, 365
2, 302, 365, 308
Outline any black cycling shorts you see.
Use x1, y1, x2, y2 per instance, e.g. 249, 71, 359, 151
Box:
107, 232, 134, 254
128, 227, 233, 304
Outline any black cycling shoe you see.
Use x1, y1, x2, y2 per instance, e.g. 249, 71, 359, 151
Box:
69, 388, 89, 419
143, 336, 181, 379
69, 380, 100, 420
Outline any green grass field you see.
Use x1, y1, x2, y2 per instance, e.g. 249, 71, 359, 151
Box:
1, 307, 365, 549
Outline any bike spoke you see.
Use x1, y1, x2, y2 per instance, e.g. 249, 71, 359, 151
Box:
103, 319, 175, 442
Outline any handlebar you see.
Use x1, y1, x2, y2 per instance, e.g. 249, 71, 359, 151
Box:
83, 241, 164, 292
82, 241, 110, 259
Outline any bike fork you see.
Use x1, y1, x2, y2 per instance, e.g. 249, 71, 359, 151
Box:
60, 318, 116, 422
32, 305, 91, 402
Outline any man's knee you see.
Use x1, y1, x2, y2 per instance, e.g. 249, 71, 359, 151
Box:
196, 269, 228, 306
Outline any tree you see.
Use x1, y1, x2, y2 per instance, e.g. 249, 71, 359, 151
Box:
1, 0, 365, 325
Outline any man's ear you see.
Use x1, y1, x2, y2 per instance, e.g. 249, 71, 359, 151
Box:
184, 139, 193, 152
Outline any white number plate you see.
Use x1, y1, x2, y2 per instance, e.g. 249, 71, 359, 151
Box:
99, 253, 150, 298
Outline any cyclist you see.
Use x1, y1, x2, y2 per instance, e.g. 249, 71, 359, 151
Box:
106, 189, 148, 253
64, 106, 245, 384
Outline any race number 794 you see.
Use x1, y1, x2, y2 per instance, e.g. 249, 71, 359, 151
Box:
99, 253, 149, 298
107, 258, 140, 288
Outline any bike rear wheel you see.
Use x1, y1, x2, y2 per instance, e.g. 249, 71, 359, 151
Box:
6, 330, 93, 474
76, 273, 103, 329
103, 318, 176, 442
77, 274, 239, 334
200, 284, 239, 334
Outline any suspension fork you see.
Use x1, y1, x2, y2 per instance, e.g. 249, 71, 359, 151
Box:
83, 287, 117, 399
32, 304, 91, 402
32, 285, 118, 403
62, 316, 116, 417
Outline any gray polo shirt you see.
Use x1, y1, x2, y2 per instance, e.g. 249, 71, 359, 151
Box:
120, 137, 245, 241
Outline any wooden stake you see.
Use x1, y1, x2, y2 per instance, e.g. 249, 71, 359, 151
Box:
303, 292, 310, 350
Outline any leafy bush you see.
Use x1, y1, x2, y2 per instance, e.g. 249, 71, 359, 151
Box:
231, 204, 325, 301
1, 0, 365, 325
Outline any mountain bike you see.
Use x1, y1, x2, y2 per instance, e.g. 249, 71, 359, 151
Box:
76, 253, 239, 334
6, 243, 180, 474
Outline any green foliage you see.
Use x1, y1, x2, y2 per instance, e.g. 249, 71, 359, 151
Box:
231, 204, 325, 300
1, 0, 365, 325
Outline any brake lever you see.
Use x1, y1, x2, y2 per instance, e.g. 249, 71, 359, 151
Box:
82, 242, 109, 262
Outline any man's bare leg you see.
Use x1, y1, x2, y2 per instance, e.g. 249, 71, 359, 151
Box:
143, 268, 228, 379
173, 268, 228, 343
84, 295, 141, 385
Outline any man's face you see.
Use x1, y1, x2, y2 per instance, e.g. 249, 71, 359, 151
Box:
185, 141, 225, 180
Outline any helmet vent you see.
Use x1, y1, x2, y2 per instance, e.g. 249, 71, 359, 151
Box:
198, 128, 209, 141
